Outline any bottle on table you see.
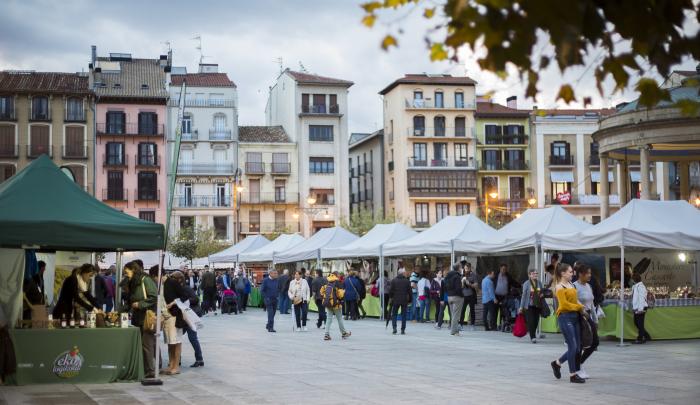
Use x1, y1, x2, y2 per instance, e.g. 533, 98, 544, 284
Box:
48, 314, 54, 329
60, 314, 67, 329
79, 312, 86, 328
69, 313, 75, 328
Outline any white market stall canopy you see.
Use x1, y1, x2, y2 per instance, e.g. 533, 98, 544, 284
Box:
383, 215, 496, 257
238, 234, 306, 263
458, 206, 593, 253
274, 227, 359, 263
322, 223, 417, 259
99, 251, 209, 269
209, 235, 270, 263
542, 199, 700, 251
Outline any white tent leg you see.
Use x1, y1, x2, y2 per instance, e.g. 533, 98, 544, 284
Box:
379, 246, 385, 321
535, 244, 542, 338
115, 251, 123, 309
618, 245, 628, 347
450, 240, 455, 265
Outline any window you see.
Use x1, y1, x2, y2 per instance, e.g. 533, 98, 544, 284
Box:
415, 203, 429, 225
313, 189, 335, 205
249, 179, 261, 203
551, 181, 571, 201
249, 211, 261, 233
455, 92, 464, 108
107, 171, 124, 200
64, 126, 85, 157
309, 157, 334, 174
0, 125, 15, 157
0, 164, 15, 183
138, 112, 158, 135
551, 141, 571, 164
436, 203, 449, 221
182, 115, 192, 135
213, 216, 228, 239
455, 117, 466, 137
412, 116, 425, 136
482, 150, 501, 170
66, 97, 84, 121
246, 152, 264, 174
216, 183, 227, 207
312, 94, 326, 113
434, 91, 444, 108
329, 94, 338, 113
64, 165, 85, 188
106, 111, 125, 134
302, 93, 309, 109
275, 179, 286, 203
275, 211, 286, 231
413, 143, 427, 166
0, 96, 14, 119
139, 211, 156, 222
485, 125, 502, 144
138, 143, 157, 166
591, 178, 599, 195
309, 125, 333, 142
137, 172, 157, 200
413, 91, 424, 107
456, 203, 470, 215
590, 142, 600, 164
106, 142, 125, 165
272, 152, 289, 173
455, 143, 468, 166
482, 176, 498, 197
434, 116, 446, 137
180, 216, 194, 230
29, 125, 50, 157
433, 143, 447, 166
213, 113, 226, 130
31, 96, 49, 120
182, 183, 193, 207
509, 177, 525, 199
505, 149, 525, 169
209, 93, 225, 106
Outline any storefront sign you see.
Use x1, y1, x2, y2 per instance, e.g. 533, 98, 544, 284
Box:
53, 346, 84, 378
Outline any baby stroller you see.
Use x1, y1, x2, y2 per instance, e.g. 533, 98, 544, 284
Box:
220, 289, 238, 315
500, 296, 520, 333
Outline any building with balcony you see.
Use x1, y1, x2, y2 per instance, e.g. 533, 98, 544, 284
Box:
238, 125, 299, 238
167, 64, 239, 241
265, 69, 352, 236
475, 97, 532, 221
0, 71, 93, 191
349, 130, 384, 215
379, 73, 477, 228
90, 47, 169, 223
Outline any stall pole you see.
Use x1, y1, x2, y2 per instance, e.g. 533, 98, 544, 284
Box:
379, 245, 384, 321
115, 251, 123, 309
618, 245, 628, 347
535, 243, 541, 337
316, 250, 321, 274
450, 239, 455, 265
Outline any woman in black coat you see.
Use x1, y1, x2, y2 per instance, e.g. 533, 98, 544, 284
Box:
53, 264, 98, 320
162, 270, 189, 375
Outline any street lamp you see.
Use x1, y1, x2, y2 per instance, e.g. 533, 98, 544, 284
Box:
694, 197, 700, 208
484, 191, 498, 222
307, 195, 317, 205
528, 197, 537, 206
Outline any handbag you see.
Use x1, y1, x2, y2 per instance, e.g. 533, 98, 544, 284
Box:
142, 282, 157, 333
175, 298, 204, 331
580, 313, 594, 349
539, 295, 551, 318
512, 313, 527, 338
595, 305, 605, 319
370, 285, 379, 297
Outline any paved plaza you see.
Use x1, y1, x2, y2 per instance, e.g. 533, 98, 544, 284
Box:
2, 309, 699, 405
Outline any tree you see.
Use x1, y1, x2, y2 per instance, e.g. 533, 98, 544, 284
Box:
169, 226, 229, 266
361, 0, 700, 111
340, 208, 402, 236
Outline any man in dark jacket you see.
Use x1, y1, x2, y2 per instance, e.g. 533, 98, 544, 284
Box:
277, 269, 291, 314
445, 263, 464, 336
200, 268, 217, 314
261, 269, 280, 332
388, 268, 412, 335
311, 270, 328, 328
182, 283, 204, 368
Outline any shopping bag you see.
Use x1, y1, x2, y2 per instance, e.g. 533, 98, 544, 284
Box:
175, 298, 204, 331
512, 313, 527, 338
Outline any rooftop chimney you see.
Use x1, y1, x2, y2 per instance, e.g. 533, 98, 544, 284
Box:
507, 95, 517, 109
198, 63, 218, 73
159, 55, 167, 68
91, 45, 96, 67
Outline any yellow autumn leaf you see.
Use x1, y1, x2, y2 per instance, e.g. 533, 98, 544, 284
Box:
362, 14, 376, 27
381, 35, 398, 50
424, 8, 435, 18
557, 84, 576, 103
429, 43, 448, 61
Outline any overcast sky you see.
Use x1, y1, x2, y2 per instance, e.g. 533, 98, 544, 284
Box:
1, 0, 697, 134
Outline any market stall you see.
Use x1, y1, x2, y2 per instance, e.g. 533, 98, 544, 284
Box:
238, 234, 306, 263
274, 227, 358, 266
0, 156, 164, 384
542, 199, 700, 341
209, 234, 270, 264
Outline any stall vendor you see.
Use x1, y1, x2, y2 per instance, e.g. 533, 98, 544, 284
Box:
52, 263, 100, 319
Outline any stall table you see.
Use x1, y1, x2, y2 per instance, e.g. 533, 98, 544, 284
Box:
248, 287, 262, 308
5, 327, 144, 385
597, 298, 700, 340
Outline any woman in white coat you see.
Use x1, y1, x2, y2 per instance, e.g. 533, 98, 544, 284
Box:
631, 273, 652, 343
288, 270, 311, 331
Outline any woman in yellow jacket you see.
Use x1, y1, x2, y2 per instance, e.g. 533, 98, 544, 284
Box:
550, 263, 586, 384
320, 272, 351, 341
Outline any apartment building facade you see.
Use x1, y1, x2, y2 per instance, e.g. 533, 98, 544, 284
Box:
348, 130, 384, 215
380, 74, 478, 228
238, 126, 299, 239
90, 49, 169, 223
475, 97, 532, 221
167, 66, 239, 241
265, 69, 352, 236
0, 71, 93, 191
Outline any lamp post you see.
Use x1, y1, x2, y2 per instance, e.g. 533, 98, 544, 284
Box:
293, 195, 329, 236
484, 191, 498, 223
232, 182, 244, 244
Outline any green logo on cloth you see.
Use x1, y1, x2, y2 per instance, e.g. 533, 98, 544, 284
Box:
53, 346, 83, 378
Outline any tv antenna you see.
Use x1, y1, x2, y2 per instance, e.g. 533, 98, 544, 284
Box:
192, 35, 210, 65
274, 57, 283, 74
162, 41, 172, 53
298, 61, 308, 73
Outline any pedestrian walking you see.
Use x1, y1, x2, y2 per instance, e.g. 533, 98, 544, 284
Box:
631, 273, 652, 344
445, 263, 464, 336
430, 270, 443, 323
417, 270, 431, 322
123, 261, 157, 378
481, 269, 497, 331
182, 280, 204, 368
520, 269, 544, 343
278, 269, 291, 314
320, 272, 351, 341
574, 265, 598, 378
461, 262, 479, 330
550, 263, 586, 384
357, 275, 367, 319
388, 268, 412, 334
343, 271, 362, 320
200, 267, 217, 315
162, 270, 189, 375
261, 269, 280, 332
288, 270, 311, 331
311, 270, 327, 328
381, 270, 391, 321
494, 264, 517, 331
409, 265, 420, 322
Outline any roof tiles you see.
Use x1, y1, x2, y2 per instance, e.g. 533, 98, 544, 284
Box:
380, 74, 477, 95
171, 73, 236, 87
239, 126, 291, 143
286, 70, 353, 87
0, 71, 89, 95
93, 57, 168, 99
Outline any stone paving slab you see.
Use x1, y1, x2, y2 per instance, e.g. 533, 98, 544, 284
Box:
2, 309, 699, 405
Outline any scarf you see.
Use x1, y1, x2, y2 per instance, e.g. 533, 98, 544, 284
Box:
530, 279, 541, 307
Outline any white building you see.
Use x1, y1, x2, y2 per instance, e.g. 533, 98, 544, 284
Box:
349, 130, 384, 216
167, 64, 239, 241
265, 69, 352, 236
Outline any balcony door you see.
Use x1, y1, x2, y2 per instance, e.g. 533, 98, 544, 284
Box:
183, 183, 193, 207
434, 91, 444, 108
455, 92, 464, 108
138, 143, 157, 166
106, 142, 124, 165
29, 125, 50, 157
434, 116, 446, 137
65, 126, 85, 157
179, 149, 193, 169
137, 172, 157, 200
412, 116, 425, 136
413, 143, 427, 166
275, 179, 286, 203
433, 143, 447, 166
249, 179, 260, 203
482, 150, 501, 170
505, 149, 524, 170
107, 171, 124, 200
138, 112, 157, 135
454, 143, 468, 166
216, 183, 227, 207
413, 91, 423, 108
551, 141, 570, 164
312, 94, 326, 113
106, 111, 125, 134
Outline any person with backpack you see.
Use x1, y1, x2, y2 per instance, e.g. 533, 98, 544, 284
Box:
631, 273, 652, 344
343, 271, 362, 321
261, 269, 280, 332
445, 263, 464, 336
200, 268, 217, 315
320, 271, 351, 341
388, 268, 412, 334
416, 270, 431, 322
461, 262, 479, 330
311, 270, 328, 328
357, 276, 367, 319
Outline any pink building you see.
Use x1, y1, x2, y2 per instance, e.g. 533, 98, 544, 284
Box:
90, 49, 169, 224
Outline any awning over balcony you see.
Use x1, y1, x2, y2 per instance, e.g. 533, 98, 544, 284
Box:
550, 170, 574, 183
590, 171, 615, 182
629, 171, 653, 182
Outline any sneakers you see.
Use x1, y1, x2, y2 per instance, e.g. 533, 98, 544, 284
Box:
531, 338, 537, 344
578, 368, 589, 379
302, 326, 308, 332
400, 330, 406, 335
434, 324, 441, 329
341, 331, 352, 339
451, 332, 461, 337
324, 334, 331, 341
551, 361, 561, 379
570, 374, 586, 384
392, 330, 397, 335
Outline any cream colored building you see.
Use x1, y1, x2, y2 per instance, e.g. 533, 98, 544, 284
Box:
237, 126, 300, 238
379, 74, 478, 228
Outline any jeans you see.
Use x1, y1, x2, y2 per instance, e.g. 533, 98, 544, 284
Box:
462, 295, 476, 325
432, 297, 442, 322
526, 306, 541, 339
265, 297, 278, 330
447, 296, 464, 334
580, 320, 599, 365
293, 301, 308, 328
184, 325, 203, 362
391, 303, 408, 332
141, 326, 156, 376
325, 307, 347, 335
634, 311, 651, 341
241, 293, 249, 310
105, 298, 114, 313
557, 312, 582, 374
418, 297, 431, 321
236, 289, 245, 312
411, 291, 418, 320
278, 293, 290, 314
483, 301, 497, 330
203, 287, 217, 313
315, 298, 327, 326
346, 299, 359, 320
436, 300, 448, 327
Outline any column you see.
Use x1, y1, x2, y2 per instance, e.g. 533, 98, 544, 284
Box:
679, 161, 690, 201
600, 152, 610, 219
619, 159, 628, 204
640, 145, 651, 200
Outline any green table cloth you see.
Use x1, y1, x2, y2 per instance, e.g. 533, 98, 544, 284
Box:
6, 327, 144, 385
248, 287, 262, 308
597, 303, 700, 340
